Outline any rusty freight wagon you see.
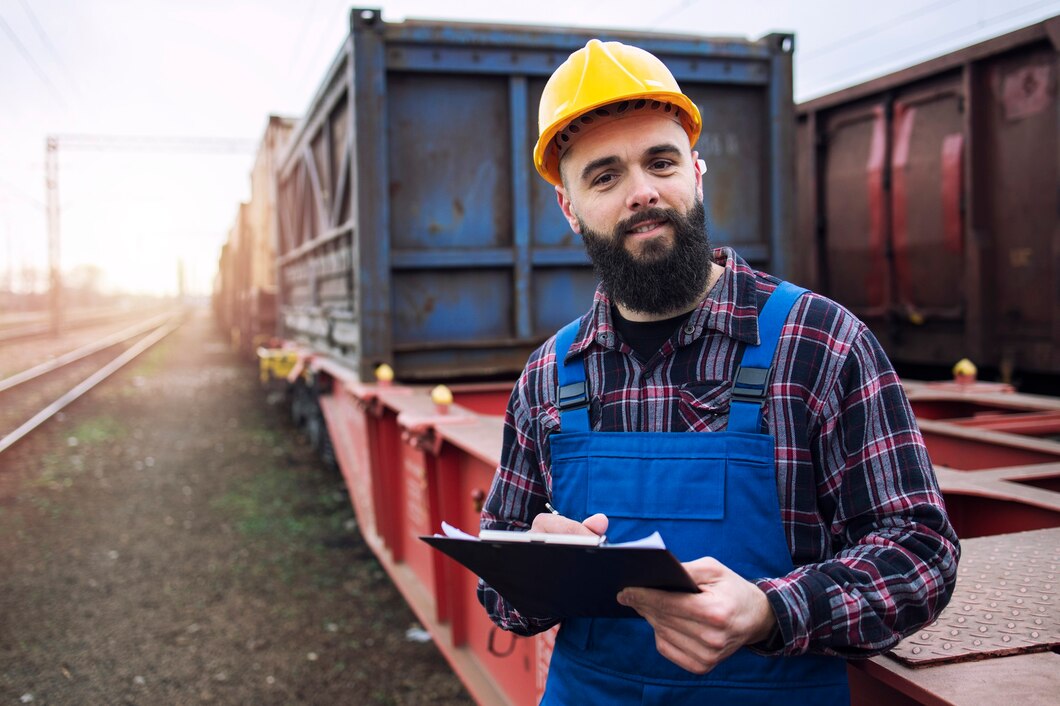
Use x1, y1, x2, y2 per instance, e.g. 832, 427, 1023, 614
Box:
272, 8, 796, 381
793, 16, 1060, 378
214, 115, 295, 356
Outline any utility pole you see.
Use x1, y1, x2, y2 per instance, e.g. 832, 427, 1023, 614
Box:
45, 136, 61, 334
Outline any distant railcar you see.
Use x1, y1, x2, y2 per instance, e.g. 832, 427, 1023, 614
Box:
213, 115, 296, 355
794, 16, 1059, 377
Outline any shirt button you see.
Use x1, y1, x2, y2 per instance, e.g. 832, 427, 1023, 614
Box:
683, 323, 696, 335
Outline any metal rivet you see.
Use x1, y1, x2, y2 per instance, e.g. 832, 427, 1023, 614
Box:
1031, 631, 1040, 638
1002, 636, 1011, 643
943, 643, 952, 650
920, 633, 930, 640
979, 626, 988, 633
912, 647, 922, 654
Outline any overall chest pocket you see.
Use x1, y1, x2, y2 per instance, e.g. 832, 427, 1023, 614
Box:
676, 381, 732, 432
582, 433, 731, 523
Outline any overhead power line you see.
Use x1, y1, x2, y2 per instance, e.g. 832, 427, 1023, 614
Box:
51, 134, 258, 154
0, 12, 68, 109
15, 0, 83, 101
811, 0, 1059, 92
0, 176, 46, 210
801, 0, 963, 61
648, 0, 703, 31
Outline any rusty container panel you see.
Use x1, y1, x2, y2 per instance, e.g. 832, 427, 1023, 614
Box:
795, 16, 1060, 375
275, 9, 795, 381
980, 45, 1058, 361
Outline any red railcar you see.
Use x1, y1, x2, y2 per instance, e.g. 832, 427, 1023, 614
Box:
284, 352, 1060, 706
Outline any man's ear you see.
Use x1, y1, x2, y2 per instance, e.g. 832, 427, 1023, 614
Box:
555, 184, 582, 234
692, 149, 704, 201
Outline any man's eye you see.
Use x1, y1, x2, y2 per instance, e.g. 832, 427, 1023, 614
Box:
650, 159, 674, 170
592, 173, 615, 187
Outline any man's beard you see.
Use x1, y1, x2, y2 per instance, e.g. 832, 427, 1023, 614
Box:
579, 201, 713, 316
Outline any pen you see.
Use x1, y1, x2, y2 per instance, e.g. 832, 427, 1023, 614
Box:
544, 501, 560, 515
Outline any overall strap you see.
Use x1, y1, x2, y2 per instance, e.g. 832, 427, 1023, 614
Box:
554, 317, 590, 432
728, 281, 808, 434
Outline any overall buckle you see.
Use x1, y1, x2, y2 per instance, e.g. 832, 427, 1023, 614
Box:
731, 366, 769, 405
557, 381, 589, 411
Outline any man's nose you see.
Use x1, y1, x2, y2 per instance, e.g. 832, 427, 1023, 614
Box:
625, 170, 660, 211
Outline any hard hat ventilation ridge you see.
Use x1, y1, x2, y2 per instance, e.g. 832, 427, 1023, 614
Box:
552, 100, 685, 159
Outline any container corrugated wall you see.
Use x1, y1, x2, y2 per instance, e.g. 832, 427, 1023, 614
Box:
276, 8, 795, 381
794, 16, 1060, 376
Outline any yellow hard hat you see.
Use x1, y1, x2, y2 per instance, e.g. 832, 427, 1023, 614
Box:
534, 39, 702, 186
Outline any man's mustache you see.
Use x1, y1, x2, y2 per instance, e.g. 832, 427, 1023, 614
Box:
614, 208, 673, 240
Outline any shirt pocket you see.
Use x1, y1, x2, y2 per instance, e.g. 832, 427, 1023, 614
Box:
676, 380, 732, 432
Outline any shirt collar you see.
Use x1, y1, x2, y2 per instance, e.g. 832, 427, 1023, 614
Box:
561, 247, 762, 364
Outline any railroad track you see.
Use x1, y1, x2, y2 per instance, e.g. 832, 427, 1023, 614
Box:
0, 311, 184, 455
0, 307, 171, 346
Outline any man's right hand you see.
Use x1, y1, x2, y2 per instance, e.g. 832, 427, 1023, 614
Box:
531, 511, 609, 537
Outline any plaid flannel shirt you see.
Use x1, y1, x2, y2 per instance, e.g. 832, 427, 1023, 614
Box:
478, 247, 959, 658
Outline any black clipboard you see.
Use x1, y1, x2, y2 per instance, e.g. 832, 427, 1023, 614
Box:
421, 533, 699, 618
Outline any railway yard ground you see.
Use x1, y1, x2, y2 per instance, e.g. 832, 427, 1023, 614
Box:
0, 308, 473, 705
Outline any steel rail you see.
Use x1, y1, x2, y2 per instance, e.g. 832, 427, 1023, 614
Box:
0, 307, 169, 346
0, 311, 176, 394
0, 317, 182, 456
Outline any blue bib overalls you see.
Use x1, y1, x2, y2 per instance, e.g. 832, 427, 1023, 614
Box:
539, 282, 850, 705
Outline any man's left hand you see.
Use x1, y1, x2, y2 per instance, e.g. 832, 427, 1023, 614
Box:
617, 556, 777, 674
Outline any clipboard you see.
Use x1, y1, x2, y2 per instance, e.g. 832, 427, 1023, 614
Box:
420, 527, 699, 619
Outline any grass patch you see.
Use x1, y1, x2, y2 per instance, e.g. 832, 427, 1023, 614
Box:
211, 463, 353, 584
68, 416, 127, 446
129, 339, 170, 377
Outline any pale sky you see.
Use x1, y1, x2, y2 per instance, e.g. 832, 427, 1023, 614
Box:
2, 0, 1057, 296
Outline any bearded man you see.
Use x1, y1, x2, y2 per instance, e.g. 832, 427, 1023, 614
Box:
477, 39, 959, 705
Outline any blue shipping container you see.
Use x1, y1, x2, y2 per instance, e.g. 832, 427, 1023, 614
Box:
275, 7, 795, 380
